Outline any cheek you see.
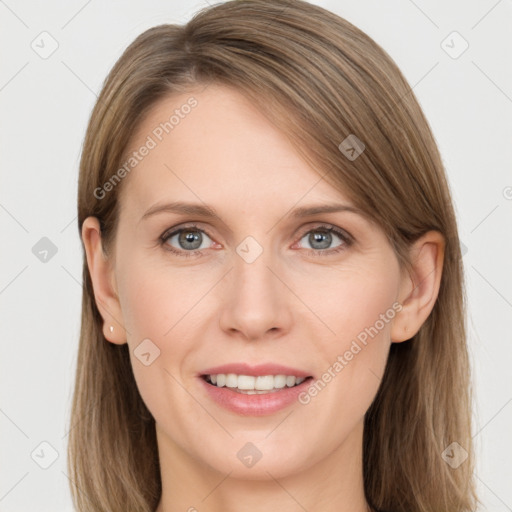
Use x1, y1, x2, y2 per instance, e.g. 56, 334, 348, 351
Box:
333, 277, 397, 346
292, 260, 399, 419
299, 257, 400, 350
115, 256, 211, 418
114, 261, 181, 392
117, 257, 199, 340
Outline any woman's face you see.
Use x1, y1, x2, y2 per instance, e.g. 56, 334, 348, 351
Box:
104, 84, 407, 479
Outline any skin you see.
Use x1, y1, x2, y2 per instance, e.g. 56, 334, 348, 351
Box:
82, 84, 444, 512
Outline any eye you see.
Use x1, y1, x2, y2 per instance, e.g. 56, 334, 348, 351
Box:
295, 225, 353, 256
160, 224, 214, 258
159, 223, 353, 259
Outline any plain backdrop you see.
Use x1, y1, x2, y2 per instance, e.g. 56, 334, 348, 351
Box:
1, 0, 511, 510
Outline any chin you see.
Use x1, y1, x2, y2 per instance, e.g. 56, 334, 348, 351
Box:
190, 433, 319, 481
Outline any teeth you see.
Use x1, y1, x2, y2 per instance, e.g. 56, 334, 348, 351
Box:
286, 376, 296, 387
225, 373, 238, 388
255, 375, 274, 390
273, 375, 287, 389
205, 374, 307, 391
239, 375, 256, 390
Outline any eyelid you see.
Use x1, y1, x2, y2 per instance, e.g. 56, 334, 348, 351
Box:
160, 222, 214, 242
295, 222, 353, 243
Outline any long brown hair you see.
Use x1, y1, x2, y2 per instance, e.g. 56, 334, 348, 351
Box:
69, 1, 479, 510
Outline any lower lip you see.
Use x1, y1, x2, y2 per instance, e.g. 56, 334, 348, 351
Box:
199, 377, 312, 416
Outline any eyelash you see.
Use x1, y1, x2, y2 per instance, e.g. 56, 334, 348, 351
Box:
159, 223, 354, 259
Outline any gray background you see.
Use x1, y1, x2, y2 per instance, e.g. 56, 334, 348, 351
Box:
1, 0, 511, 510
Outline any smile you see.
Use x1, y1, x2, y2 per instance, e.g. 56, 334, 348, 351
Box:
198, 363, 314, 415
203, 374, 308, 394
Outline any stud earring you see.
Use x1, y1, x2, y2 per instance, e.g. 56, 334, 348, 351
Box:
109, 325, 114, 333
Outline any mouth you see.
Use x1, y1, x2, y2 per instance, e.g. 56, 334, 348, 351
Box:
198, 363, 314, 416
201, 373, 313, 394
198, 363, 314, 415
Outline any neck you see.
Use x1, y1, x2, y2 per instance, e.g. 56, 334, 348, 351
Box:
155, 419, 371, 512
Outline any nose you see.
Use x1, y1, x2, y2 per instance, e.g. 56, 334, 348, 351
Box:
218, 242, 292, 342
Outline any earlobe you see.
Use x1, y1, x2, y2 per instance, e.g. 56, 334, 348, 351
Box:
391, 231, 445, 343
81, 216, 127, 345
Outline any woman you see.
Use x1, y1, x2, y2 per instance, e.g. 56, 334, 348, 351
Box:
69, 0, 479, 510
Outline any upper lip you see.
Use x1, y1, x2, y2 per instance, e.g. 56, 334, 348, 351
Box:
199, 363, 312, 378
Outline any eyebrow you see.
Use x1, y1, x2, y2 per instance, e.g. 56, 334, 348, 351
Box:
140, 201, 363, 223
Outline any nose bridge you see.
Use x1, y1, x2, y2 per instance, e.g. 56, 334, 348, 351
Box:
233, 234, 278, 304
219, 234, 289, 339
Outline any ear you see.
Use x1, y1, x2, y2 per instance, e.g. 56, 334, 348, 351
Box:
391, 231, 445, 343
81, 216, 127, 345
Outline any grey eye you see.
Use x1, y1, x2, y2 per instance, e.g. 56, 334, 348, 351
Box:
299, 229, 345, 251
166, 228, 212, 251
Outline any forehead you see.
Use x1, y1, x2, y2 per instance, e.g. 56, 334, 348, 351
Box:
119, 84, 352, 219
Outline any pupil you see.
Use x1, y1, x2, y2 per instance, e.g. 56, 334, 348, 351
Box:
310, 230, 331, 249
179, 230, 201, 250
